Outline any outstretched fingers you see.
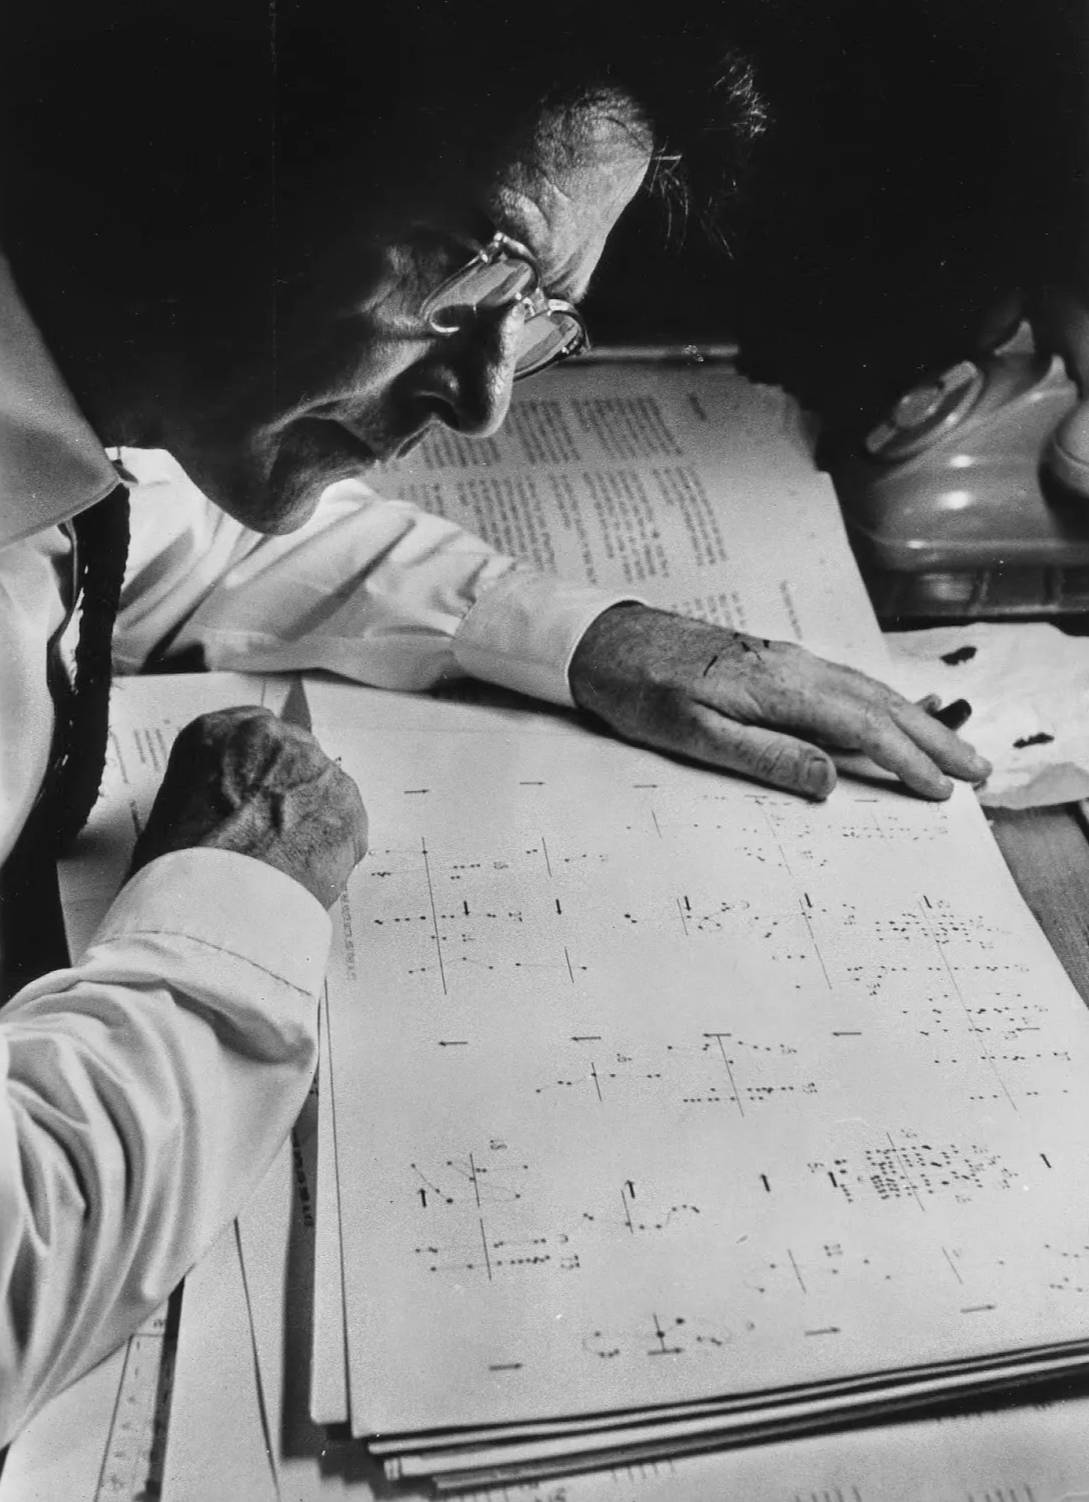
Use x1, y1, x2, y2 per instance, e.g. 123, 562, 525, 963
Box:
890, 696, 991, 781
653, 701, 839, 799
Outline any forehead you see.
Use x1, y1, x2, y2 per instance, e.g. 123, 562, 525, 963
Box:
477, 100, 653, 301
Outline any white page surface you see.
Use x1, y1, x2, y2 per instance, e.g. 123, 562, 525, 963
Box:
0, 1350, 127, 1502
311, 999, 352, 1427
161, 1226, 278, 1502
309, 679, 1089, 1439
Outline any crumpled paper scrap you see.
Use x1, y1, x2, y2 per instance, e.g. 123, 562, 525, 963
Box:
885, 622, 1089, 809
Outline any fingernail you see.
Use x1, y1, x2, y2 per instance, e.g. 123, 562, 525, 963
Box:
802, 756, 835, 798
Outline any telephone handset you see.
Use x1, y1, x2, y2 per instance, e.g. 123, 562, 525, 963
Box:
1047, 394, 1089, 497
832, 323, 1089, 618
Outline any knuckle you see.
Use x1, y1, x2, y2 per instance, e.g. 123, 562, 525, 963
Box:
209, 705, 273, 738
202, 708, 281, 766
239, 705, 282, 739
856, 703, 887, 746
174, 711, 223, 752
326, 759, 358, 799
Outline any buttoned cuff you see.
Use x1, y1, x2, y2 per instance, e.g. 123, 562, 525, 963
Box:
91, 848, 331, 1005
452, 570, 644, 707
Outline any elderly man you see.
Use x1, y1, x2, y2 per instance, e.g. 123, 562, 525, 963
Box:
0, 0, 986, 1444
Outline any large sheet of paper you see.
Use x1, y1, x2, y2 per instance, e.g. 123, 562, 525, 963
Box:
309, 679, 1089, 1442
385, 363, 887, 673
311, 999, 351, 1428
0, 1340, 146, 1502
161, 983, 1089, 1502
164, 1079, 408, 1502
161, 1223, 279, 1502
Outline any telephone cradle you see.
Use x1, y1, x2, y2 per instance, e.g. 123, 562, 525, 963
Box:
832, 324, 1089, 624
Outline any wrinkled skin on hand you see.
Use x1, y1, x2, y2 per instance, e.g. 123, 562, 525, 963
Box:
568, 604, 992, 801
130, 708, 368, 908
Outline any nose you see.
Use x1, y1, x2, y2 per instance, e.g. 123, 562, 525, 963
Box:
412, 304, 521, 438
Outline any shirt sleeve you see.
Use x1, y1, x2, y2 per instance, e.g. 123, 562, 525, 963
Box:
0, 848, 330, 1447
113, 449, 637, 706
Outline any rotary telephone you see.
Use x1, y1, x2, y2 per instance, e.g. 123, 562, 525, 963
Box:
832, 323, 1089, 621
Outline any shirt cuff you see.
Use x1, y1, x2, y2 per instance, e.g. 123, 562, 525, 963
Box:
91, 848, 332, 1004
452, 570, 644, 707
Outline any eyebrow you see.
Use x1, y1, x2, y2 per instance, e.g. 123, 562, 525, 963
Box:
473, 200, 583, 305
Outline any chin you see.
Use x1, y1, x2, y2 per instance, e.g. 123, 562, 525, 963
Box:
177, 453, 318, 535
246, 417, 379, 534
236, 465, 326, 535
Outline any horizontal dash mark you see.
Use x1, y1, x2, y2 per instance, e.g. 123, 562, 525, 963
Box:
488, 1362, 524, 1372
403, 788, 430, 795
804, 1327, 841, 1337
960, 1303, 996, 1314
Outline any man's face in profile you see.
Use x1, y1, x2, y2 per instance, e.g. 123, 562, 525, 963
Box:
159, 101, 651, 535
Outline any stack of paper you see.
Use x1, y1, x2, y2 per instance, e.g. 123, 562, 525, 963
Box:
15, 365, 1089, 1498
303, 366, 1089, 1491
306, 681, 1089, 1492
21, 669, 1089, 1502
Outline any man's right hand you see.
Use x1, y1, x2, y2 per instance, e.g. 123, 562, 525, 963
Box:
130, 707, 367, 909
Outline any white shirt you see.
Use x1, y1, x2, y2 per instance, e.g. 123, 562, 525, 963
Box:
0, 252, 628, 1443
0, 251, 334, 1446
115, 444, 632, 705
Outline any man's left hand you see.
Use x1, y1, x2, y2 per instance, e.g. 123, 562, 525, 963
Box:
568, 604, 991, 800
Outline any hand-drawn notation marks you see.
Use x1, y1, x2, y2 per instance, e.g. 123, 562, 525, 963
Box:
631, 789, 952, 872
412, 1147, 541, 1279
411, 1148, 706, 1281
1042, 1241, 1089, 1295
362, 840, 592, 994
620, 1179, 701, 1235
532, 1031, 819, 1115
742, 1240, 892, 1301
807, 1129, 1021, 1210
583, 1312, 739, 1362
411, 1152, 530, 1211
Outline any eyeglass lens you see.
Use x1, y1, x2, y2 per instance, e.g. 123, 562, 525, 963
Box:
514, 310, 583, 377
427, 260, 536, 330
426, 258, 582, 376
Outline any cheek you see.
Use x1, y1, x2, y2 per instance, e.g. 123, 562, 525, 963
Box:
262, 234, 442, 414
272, 301, 423, 415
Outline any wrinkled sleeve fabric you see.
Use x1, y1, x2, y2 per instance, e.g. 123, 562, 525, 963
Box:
114, 449, 637, 706
0, 849, 330, 1447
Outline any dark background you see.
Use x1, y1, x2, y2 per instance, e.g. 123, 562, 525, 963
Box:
584, 2, 1085, 448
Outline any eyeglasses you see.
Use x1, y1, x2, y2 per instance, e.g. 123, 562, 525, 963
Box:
420, 231, 589, 380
